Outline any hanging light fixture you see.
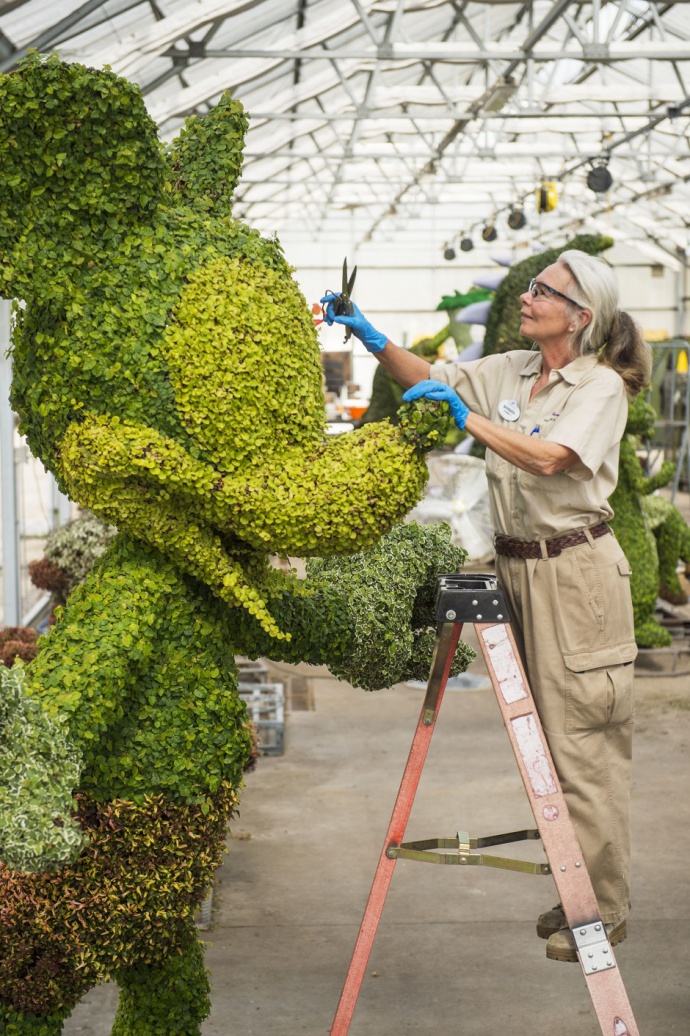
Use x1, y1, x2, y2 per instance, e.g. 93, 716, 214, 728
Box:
507, 207, 527, 230
443, 243, 456, 261
460, 235, 474, 252
481, 223, 498, 242
587, 162, 613, 193
536, 181, 558, 213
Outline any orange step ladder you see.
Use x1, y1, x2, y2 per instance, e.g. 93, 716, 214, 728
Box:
331, 574, 640, 1036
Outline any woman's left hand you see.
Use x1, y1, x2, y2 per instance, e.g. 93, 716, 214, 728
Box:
402, 379, 469, 430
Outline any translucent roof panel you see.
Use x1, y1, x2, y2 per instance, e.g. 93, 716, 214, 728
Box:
1, 0, 689, 265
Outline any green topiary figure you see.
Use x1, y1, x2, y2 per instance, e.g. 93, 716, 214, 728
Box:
641, 493, 690, 605
0, 55, 473, 1033
608, 396, 676, 648
482, 234, 613, 355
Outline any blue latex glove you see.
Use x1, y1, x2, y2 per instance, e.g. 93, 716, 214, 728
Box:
319, 294, 388, 353
402, 379, 470, 430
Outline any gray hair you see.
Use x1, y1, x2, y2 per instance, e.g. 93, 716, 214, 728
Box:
557, 249, 651, 396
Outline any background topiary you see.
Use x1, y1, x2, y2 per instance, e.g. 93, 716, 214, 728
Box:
608, 396, 676, 648
0, 627, 38, 668
29, 512, 117, 610
641, 493, 690, 605
0, 55, 473, 1033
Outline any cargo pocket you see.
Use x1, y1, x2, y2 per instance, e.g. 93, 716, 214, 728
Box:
564, 643, 637, 733
617, 555, 632, 578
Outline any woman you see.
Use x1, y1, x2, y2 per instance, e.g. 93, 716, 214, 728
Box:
321, 250, 651, 962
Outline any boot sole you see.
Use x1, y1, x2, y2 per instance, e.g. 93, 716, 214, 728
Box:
546, 921, 627, 963
537, 919, 564, 939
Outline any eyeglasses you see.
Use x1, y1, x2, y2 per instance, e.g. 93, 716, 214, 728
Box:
528, 278, 587, 309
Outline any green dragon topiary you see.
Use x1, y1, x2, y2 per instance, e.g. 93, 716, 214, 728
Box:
0, 55, 474, 1034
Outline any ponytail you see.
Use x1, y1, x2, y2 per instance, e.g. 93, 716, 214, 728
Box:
599, 309, 652, 398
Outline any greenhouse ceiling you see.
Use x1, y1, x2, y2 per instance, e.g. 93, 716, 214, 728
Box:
1, 0, 690, 266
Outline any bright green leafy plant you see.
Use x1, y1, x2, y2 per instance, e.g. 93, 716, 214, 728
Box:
0, 55, 472, 1033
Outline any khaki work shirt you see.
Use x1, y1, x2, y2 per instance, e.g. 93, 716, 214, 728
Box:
429, 350, 629, 540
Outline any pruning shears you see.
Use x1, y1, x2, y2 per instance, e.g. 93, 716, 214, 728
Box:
313, 258, 358, 343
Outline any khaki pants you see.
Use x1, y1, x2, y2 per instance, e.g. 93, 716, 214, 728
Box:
495, 530, 637, 924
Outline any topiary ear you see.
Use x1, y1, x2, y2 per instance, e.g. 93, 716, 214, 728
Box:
166, 93, 248, 219
0, 53, 167, 300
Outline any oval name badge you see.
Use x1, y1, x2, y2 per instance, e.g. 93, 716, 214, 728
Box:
498, 398, 521, 422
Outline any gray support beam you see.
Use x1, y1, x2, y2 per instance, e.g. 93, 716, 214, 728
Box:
0, 299, 20, 627
0, 0, 114, 72
198, 43, 690, 62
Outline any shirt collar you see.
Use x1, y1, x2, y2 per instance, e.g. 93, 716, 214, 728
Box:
518, 350, 598, 385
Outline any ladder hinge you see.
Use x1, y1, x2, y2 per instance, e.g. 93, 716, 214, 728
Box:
572, 922, 617, 974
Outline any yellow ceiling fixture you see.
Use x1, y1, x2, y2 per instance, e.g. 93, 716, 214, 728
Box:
536, 182, 558, 213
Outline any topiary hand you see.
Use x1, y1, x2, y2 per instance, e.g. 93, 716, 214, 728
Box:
402, 379, 470, 430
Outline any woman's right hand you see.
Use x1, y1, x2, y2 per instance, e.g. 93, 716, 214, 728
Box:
319, 294, 388, 353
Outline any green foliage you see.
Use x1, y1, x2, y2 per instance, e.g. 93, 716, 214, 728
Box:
112, 937, 210, 1036
307, 523, 474, 689
26, 537, 254, 804
483, 234, 613, 355
398, 398, 454, 451
609, 396, 675, 648
436, 288, 492, 312
0, 54, 476, 1032
642, 494, 690, 603
0, 665, 86, 872
0, 53, 167, 303
167, 93, 247, 219
0, 785, 235, 1015
216, 523, 474, 691
0, 1005, 69, 1035
162, 254, 325, 477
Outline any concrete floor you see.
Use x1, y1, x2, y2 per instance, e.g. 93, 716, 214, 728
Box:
62, 614, 690, 1036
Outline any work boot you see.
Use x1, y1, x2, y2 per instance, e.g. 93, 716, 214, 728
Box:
536, 903, 566, 939
546, 919, 627, 963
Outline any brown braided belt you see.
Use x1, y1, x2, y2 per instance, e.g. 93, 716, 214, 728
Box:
494, 522, 610, 559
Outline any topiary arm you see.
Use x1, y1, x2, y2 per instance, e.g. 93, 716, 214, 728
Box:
618, 436, 675, 496
62, 398, 451, 572
61, 427, 291, 639
228, 524, 475, 691
640, 460, 676, 495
